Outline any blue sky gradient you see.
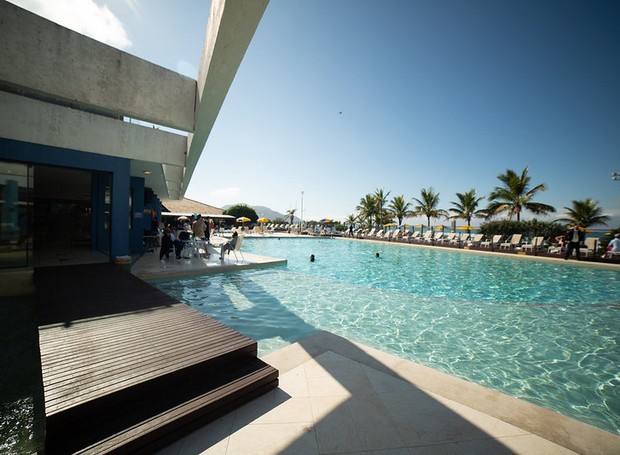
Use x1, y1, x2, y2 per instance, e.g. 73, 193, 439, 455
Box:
12, 0, 620, 226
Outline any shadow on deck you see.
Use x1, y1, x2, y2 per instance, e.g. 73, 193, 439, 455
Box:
35, 263, 278, 454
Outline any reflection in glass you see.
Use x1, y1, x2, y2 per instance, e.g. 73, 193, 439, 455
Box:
0, 161, 32, 268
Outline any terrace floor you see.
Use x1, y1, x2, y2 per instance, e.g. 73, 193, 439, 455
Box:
156, 330, 620, 455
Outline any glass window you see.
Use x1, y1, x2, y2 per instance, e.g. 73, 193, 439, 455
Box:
0, 162, 32, 268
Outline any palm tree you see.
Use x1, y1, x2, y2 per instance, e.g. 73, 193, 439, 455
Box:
374, 188, 391, 225
345, 213, 358, 234
449, 190, 486, 226
388, 195, 412, 227
356, 194, 378, 228
413, 187, 448, 229
285, 208, 296, 225
556, 198, 610, 228
486, 167, 555, 221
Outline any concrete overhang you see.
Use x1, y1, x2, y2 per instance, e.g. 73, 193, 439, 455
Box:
0, 0, 269, 200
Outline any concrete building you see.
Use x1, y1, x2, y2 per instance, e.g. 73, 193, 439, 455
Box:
0, 0, 269, 295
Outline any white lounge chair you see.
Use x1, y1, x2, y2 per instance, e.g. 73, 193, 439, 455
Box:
481, 235, 503, 249
428, 232, 441, 244
467, 233, 484, 247
522, 236, 545, 253
579, 238, 598, 258
452, 233, 470, 246
437, 233, 456, 245
500, 234, 522, 250
408, 231, 421, 243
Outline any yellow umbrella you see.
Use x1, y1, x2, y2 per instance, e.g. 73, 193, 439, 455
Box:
384, 223, 397, 227
257, 217, 269, 223
458, 225, 474, 230
236, 216, 251, 223
434, 225, 445, 231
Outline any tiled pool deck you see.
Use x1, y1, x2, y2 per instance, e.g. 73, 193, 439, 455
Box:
132, 237, 620, 454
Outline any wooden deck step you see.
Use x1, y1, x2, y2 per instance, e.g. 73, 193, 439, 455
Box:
45, 357, 278, 454
35, 263, 279, 454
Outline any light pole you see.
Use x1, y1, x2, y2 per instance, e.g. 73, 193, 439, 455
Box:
300, 191, 304, 232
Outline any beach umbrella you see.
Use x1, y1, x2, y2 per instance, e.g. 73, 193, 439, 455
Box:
236, 216, 251, 223
434, 225, 445, 231
384, 223, 397, 227
257, 217, 269, 223
458, 225, 474, 230
320, 218, 332, 223
177, 216, 190, 221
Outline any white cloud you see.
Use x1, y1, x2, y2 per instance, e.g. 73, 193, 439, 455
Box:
9, 0, 132, 49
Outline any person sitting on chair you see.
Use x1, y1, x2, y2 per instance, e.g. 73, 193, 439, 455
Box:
219, 231, 239, 260
159, 228, 174, 260
175, 229, 190, 259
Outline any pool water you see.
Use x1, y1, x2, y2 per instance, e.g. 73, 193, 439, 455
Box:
153, 237, 620, 435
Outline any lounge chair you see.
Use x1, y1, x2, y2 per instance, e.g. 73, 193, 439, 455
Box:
500, 234, 523, 250
408, 231, 421, 243
522, 236, 545, 253
431, 232, 445, 244
480, 235, 503, 249
437, 233, 456, 245
419, 231, 435, 243
451, 233, 470, 246
467, 233, 484, 247
579, 238, 599, 258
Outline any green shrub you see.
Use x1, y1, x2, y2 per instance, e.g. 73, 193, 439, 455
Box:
479, 220, 565, 241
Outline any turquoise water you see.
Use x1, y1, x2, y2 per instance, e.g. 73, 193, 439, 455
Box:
153, 237, 620, 435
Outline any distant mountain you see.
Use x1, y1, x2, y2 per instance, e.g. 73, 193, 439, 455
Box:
222, 204, 301, 223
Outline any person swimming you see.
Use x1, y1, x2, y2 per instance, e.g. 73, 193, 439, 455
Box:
310, 254, 315, 262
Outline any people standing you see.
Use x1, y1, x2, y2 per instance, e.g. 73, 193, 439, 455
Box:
207, 218, 214, 241
564, 225, 585, 260
192, 215, 207, 240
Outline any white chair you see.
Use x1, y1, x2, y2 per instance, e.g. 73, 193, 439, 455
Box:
522, 236, 545, 253
500, 234, 523, 250
451, 233, 470, 246
579, 238, 598, 258
437, 233, 456, 245
467, 233, 484, 247
481, 235, 503, 249
231, 235, 245, 262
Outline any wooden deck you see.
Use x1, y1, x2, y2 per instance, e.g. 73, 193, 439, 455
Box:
35, 263, 278, 454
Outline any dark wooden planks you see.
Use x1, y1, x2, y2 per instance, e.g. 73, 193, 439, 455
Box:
35, 263, 278, 454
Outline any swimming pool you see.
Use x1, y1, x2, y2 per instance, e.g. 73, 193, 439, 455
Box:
153, 237, 620, 435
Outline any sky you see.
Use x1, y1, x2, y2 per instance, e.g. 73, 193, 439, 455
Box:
10, 0, 620, 227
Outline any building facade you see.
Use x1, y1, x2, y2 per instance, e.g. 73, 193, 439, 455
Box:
0, 0, 269, 294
